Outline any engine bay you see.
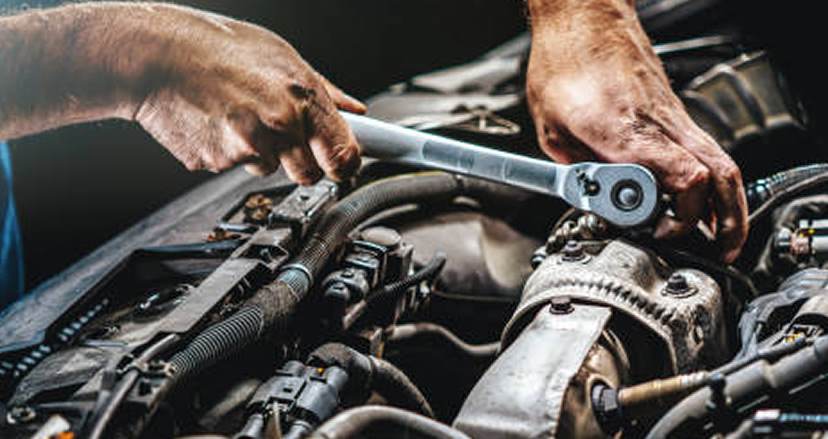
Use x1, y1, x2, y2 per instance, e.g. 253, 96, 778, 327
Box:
5, 1, 828, 438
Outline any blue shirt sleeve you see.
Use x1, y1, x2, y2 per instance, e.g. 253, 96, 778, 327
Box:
0, 140, 25, 311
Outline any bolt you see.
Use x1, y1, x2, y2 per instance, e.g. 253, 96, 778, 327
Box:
549, 296, 574, 314
664, 273, 695, 297
561, 240, 585, 261
531, 248, 547, 268
7, 406, 36, 424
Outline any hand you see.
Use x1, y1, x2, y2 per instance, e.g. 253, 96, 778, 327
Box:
525, 0, 748, 262
128, 4, 364, 183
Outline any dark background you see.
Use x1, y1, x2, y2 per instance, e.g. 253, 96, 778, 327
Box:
7, 0, 528, 290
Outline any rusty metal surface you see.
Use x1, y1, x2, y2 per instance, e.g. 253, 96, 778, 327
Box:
509, 240, 728, 373
453, 303, 612, 439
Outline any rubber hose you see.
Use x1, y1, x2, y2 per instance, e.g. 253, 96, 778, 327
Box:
387, 323, 500, 360
746, 164, 828, 210
168, 306, 264, 380
308, 343, 434, 418
645, 336, 828, 439
289, 172, 464, 286
366, 253, 446, 306
370, 356, 435, 418
167, 280, 299, 388
746, 164, 828, 224
307, 406, 471, 439
167, 173, 469, 387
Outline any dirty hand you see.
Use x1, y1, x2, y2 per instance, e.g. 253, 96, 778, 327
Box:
524, 0, 748, 262
0, 2, 364, 184
128, 3, 364, 182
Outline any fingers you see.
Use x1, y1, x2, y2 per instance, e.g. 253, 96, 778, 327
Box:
299, 84, 362, 182
533, 102, 742, 260
675, 128, 749, 263
226, 76, 362, 184
276, 140, 323, 185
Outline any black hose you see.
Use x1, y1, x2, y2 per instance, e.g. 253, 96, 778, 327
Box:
291, 172, 466, 286
387, 322, 500, 360
645, 336, 828, 439
166, 172, 470, 388
308, 343, 434, 418
96, 173, 474, 439
712, 335, 808, 377
367, 253, 446, 306
370, 357, 434, 418
747, 164, 828, 225
306, 406, 471, 439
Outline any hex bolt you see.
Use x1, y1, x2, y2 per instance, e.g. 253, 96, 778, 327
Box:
664, 273, 695, 297
561, 240, 585, 261
549, 296, 574, 314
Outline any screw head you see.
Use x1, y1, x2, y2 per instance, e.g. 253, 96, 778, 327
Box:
663, 273, 696, 297
561, 240, 585, 261
549, 296, 574, 314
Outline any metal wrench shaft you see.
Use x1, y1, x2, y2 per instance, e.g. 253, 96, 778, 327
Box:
342, 112, 659, 227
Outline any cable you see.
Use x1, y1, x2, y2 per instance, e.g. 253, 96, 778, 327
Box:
82, 333, 179, 439
645, 336, 828, 439
308, 343, 434, 418
747, 164, 828, 225
307, 406, 471, 439
366, 253, 446, 307
387, 322, 500, 360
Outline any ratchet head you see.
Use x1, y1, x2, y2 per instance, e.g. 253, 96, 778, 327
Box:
560, 162, 660, 228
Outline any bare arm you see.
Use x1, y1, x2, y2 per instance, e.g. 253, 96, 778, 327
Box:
0, 2, 365, 182
524, 0, 748, 262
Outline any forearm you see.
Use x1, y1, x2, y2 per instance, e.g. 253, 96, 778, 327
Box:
526, 0, 637, 28
0, 2, 219, 140
525, 0, 656, 77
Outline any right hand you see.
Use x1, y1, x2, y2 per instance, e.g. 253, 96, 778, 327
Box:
524, 0, 748, 262
123, 3, 365, 183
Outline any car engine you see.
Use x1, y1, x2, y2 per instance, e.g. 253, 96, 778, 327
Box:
4, 1, 828, 438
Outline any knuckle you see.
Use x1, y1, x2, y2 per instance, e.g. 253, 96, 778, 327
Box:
672, 162, 710, 192
183, 159, 202, 171
718, 160, 742, 184
676, 164, 710, 191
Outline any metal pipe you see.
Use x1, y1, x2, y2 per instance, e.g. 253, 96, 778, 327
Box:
307, 406, 471, 439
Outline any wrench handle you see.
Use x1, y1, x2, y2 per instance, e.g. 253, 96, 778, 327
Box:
342, 112, 659, 227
